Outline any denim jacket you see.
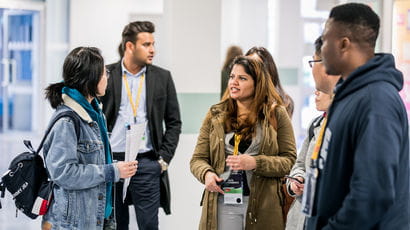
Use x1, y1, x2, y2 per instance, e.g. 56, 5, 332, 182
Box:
42, 94, 120, 230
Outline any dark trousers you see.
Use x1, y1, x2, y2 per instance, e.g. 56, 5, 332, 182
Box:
114, 152, 161, 230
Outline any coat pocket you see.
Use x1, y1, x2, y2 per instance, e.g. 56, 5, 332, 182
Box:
61, 190, 78, 226
78, 141, 104, 163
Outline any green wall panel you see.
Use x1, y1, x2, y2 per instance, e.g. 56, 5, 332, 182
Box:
278, 68, 298, 85
178, 93, 219, 134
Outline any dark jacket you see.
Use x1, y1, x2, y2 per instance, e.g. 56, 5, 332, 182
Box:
100, 61, 182, 214
306, 53, 409, 229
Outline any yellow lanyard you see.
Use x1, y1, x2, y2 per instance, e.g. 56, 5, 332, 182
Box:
311, 117, 327, 161
123, 73, 145, 122
233, 133, 242, 156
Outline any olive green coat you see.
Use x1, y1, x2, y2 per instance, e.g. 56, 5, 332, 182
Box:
190, 102, 296, 230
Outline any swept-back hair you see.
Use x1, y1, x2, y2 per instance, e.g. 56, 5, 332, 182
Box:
45, 47, 104, 108
121, 21, 155, 52
329, 3, 379, 48
224, 56, 283, 139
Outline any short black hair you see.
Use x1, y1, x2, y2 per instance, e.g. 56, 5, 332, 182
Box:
329, 3, 380, 48
121, 21, 155, 52
314, 36, 323, 56
45, 47, 104, 108
63, 47, 104, 97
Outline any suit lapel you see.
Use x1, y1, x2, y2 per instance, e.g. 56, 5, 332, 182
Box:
146, 65, 155, 117
113, 63, 123, 115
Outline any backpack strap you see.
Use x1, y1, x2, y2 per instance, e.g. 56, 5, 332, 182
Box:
34, 110, 81, 154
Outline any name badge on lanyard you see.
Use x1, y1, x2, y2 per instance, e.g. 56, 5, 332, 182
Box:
222, 171, 243, 204
301, 117, 327, 216
223, 133, 244, 204
123, 73, 145, 124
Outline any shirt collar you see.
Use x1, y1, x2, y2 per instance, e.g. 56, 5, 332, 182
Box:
121, 58, 147, 77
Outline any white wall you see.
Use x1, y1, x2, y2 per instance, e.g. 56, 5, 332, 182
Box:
162, 1, 222, 227
220, 0, 270, 61
220, 0, 241, 61
159, 134, 203, 229
278, 0, 304, 140
168, 0, 221, 93
71, 0, 221, 94
70, 0, 163, 64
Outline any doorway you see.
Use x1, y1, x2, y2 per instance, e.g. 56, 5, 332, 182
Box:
0, 2, 44, 133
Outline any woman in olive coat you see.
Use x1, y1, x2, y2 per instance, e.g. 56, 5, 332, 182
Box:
190, 56, 296, 230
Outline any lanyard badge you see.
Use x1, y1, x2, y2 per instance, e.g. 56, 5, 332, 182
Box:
123, 73, 145, 124
301, 117, 327, 216
223, 133, 244, 204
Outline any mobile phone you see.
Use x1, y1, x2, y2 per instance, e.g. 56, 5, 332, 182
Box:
285, 175, 304, 184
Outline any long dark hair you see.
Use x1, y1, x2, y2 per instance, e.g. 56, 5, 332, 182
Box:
245, 46, 294, 117
45, 47, 104, 108
224, 56, 283, 140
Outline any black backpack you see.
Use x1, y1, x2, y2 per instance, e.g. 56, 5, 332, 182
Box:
0, 111, 80, 219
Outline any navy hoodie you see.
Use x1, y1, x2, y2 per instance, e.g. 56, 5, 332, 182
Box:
306, 54, 409, 229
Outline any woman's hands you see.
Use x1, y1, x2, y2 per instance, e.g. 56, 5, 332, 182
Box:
204, 155, 256, 194
289, 176, 304, 196
116, 160, 138, 179
204, 171, 224, 194
226, 154, 256, 171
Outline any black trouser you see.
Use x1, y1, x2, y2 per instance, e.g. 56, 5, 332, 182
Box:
114, 152, 161, 230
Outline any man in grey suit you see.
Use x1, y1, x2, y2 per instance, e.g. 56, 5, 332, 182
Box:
100, 21, 181, 230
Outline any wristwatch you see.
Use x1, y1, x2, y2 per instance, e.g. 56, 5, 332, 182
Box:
158, 156, 168, 172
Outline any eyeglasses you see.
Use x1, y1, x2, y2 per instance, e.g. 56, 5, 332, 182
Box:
308, 59, 322, 68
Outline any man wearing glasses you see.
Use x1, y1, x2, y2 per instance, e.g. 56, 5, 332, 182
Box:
308, 39, 339, 96
285, 36, 340, 230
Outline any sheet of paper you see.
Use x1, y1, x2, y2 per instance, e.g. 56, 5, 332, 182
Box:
123, 121, 146, 202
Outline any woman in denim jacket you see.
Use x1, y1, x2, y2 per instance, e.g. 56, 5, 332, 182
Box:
41, 47, 138, 230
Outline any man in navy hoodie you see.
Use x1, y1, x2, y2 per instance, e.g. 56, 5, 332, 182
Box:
306, 3, 409, 229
